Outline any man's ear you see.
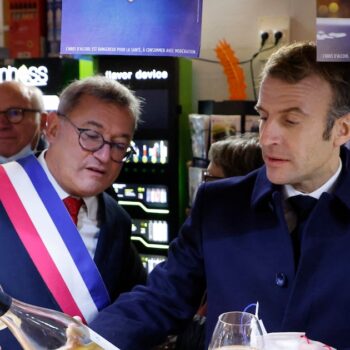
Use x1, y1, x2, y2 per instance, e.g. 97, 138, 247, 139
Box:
334, 113, 350, 146
39, 112, 47, 137
45, 111, 60, 143
39, 112, 48, 132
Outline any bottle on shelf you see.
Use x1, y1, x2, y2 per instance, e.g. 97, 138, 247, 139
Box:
0, 288, 119, 350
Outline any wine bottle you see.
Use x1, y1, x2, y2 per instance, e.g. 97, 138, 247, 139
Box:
0, 289, 119, 350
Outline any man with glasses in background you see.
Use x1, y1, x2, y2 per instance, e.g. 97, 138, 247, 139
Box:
0, 81, 47, 163
0, 75, 146, 349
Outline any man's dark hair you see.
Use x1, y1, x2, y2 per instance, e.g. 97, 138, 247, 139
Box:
260, 41, 350, 140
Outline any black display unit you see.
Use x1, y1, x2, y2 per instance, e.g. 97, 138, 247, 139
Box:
96, 56, 192, 273
198, 99, 259, 133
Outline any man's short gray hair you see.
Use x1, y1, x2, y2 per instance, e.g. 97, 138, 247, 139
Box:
58, 75, 142, 130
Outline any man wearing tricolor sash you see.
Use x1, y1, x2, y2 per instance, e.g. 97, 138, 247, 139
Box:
0, 76, 147, 349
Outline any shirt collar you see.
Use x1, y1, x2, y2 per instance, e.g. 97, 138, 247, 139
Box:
0, 144, 33, 164
283, 158, 342, 200
37, 151, 98, 219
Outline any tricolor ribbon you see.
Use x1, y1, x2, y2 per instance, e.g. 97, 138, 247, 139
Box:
0, 155, 110, 322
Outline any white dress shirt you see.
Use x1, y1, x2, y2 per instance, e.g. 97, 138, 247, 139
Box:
38, 151, 99, 258
282, 159, 342, 233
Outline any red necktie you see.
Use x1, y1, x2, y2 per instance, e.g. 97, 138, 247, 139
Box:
63, 196, 83, 225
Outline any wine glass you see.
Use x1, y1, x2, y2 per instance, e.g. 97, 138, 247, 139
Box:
208, 311, 264, 350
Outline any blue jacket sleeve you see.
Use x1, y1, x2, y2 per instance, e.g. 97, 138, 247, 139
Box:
89, 185, 208, 350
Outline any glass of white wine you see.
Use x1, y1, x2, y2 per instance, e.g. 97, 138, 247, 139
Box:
208, 311, 264, 350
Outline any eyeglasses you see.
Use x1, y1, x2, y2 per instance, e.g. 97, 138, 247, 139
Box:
58, 112, 136, 163
0, 108, 41, 124
202, 171, 224, 183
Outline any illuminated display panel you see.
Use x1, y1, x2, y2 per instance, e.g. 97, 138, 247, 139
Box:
141, 254, 167, 274
131, 219, 168, 243
130, 140, 168, 164
97, 56, 184, 247
113, 183, 169, 211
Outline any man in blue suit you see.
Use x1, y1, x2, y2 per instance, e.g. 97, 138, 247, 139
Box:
0, 76, 146, 349
86, 42, 350, 350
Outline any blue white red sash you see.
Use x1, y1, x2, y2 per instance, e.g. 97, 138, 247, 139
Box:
0, 155, 110, 322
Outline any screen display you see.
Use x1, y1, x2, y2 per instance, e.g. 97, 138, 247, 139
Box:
130, 139, 168, 164
61, 1, 202, 58
136, 89, 169, 130
141, 254, 167, 274
113, 183, 169, 210
132, 219, 168, 243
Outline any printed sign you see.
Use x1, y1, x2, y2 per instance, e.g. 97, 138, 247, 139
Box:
317, 0, 350, 61
61, 0, 202, 58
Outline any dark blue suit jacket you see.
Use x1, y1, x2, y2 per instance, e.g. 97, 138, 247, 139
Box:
90, 147, 350, 350
0, 192, 146, 349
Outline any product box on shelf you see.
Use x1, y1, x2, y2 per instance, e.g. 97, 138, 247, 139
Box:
46, 0, 61, 57
5, 0, 46, 58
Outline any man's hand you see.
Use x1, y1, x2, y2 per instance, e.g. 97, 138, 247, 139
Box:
57, 323, 103, 350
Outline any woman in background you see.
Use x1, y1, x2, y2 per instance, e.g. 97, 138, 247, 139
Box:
205, 133, 264, 180
175, 133, 264, 350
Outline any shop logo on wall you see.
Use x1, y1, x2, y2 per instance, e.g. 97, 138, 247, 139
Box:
61, 0, 203, 58
0, 64, 49, 86
105, 69, 169, 81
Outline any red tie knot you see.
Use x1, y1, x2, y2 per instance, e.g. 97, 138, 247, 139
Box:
63, 196, 83, 225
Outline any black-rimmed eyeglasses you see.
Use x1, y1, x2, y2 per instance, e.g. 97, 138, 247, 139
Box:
0, 108, 41, 124
57, 112, 136, 163
202, 171, 224, 183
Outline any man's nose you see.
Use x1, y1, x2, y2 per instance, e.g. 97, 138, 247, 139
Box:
259, 119, 281, 146
93, 143, 111, 162
0, 113, 14, 127
0, 113, 12, 126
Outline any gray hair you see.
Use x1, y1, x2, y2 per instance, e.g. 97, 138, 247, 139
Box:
0, 81, 45, 113
29, 85, 45, 112
58, 75, 142, 129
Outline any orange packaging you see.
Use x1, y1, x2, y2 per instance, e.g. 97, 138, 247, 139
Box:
6, 0, 46, 58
